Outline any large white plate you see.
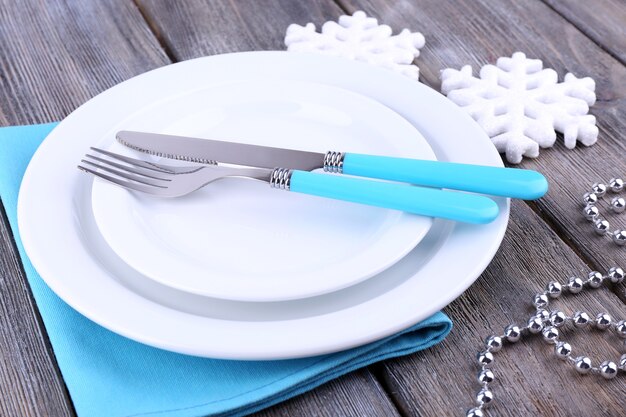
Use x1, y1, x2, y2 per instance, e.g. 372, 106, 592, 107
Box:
91, 81, 435, 302
18, 52, 509, 359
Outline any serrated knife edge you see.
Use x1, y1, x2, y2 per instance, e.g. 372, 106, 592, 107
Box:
116, 130, 325, 171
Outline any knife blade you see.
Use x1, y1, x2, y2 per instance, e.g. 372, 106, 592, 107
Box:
117, 130, 324, 171
116, 130, 548, 200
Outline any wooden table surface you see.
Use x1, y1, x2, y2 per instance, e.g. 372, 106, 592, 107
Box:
1, 1, 624, 416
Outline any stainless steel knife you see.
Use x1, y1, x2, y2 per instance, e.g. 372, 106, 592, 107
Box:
116, 130, 548, 200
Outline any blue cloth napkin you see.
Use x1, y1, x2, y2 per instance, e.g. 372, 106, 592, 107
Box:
0, 122, 452, 417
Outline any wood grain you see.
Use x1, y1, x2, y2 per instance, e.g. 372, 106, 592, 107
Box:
0, 204, 75, 417
543, 0, 626, 65
135, 0, 344, 59
0, 0, 169, 126
255, 370, 400, 417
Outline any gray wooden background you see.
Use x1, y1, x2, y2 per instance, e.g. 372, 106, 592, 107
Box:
0, 1, 624, 416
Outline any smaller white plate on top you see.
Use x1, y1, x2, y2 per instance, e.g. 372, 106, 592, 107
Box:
90, 81, 436, 302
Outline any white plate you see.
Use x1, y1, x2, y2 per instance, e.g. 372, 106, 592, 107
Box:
91, 81, 435, 301
18, 52, 509, 359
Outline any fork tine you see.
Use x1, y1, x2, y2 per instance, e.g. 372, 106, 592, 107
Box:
80, 159, 169, 187
77, 165, 166, 193
90, 147, 204, 174
90, 147, 177, 173
84, 154, 173, 181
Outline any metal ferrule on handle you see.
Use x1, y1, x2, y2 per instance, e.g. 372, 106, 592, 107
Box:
269, 168, 293, 190
323, 151, 345, 173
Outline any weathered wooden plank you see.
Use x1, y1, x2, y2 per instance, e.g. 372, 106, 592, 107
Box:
543, 0, 626, 65
0, 1, 169, 416
337, 0, 626, 300
0, 0, 169, 126
0, 206, 74, 417
255, 370, 400, 417
134, 0, 344, 59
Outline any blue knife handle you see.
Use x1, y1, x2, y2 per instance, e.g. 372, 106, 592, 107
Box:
342, 153, 548, 200
289, 170, 499, 224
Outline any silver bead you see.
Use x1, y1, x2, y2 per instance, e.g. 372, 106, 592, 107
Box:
594, 219, 610, 235
609, 177, 624, 193
477, 368, 495, 384
504, 324, 521, 342
595, 312, 612, 330
546, 281, 562, 298
587, 271, 604, 288
542, 326, 559, 344
574, 356, 592, 374
608, 267, 625, 284
536, 309, 550, 321
583, 205, 599, 220
612, 230, 626, 246
466, 408, 484, 417
619, 354, 626, 371
549, 310, 567, 328
533, 293, 549, 308
611, 197, 626, 213
615, 320, 626, 339
477, 351, 494, 366
573, 311, 591, 328
527, 316, 544, 334
583, 192, 598, 205
592, 182, 607, 197
555, 341, 572, 359
600, 361, 618, 379
485, 335, 503, 353
476, 388, 494, 407
567, 277, 584, 293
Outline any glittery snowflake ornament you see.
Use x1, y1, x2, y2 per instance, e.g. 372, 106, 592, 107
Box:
441, 52, 598, 164
285, 11, 425, 80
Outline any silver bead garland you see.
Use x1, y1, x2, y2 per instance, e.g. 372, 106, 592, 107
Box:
466, 266, 625, 417
582, 178, 626, 246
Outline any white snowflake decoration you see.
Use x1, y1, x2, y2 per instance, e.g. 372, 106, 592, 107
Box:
285, 11, 425, 80
441, 52, 598, 164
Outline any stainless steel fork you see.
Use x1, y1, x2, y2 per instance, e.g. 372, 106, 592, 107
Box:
77, 147, 500, 224
80, 147, 278, 197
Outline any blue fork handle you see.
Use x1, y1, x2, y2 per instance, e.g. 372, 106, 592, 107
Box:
342, 153, 548, 200
289, 170, 499, 224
